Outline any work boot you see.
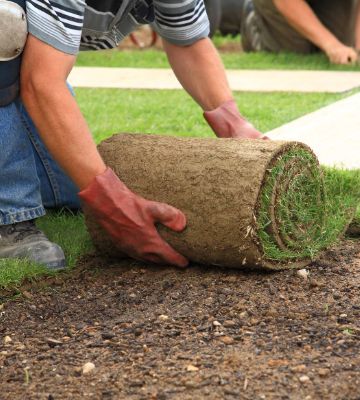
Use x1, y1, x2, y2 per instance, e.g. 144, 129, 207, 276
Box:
0, 220, 65, 270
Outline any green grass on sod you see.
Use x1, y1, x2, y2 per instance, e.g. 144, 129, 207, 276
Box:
257, 149, 360, 262
0, 88, 359, 289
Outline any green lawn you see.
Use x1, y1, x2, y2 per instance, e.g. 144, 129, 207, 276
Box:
76, 44, 360, 71
76, 89, 346, 143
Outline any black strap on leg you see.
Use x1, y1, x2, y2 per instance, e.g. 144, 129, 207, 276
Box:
0, 81, 19, 107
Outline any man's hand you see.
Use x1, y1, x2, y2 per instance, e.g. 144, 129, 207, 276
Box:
204, 100, 268, 140
324, 42, 358, 65
79, 168, 188, 267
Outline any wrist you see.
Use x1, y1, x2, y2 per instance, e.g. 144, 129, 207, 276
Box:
205, 98, 236, 112
321, 36, 342, 55
77, 164, 107, 191
203, 100, 267, 140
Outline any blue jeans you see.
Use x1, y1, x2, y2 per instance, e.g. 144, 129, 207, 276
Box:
0, 100, 80, 225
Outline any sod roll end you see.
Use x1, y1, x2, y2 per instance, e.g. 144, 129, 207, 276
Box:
85, 133, 340, 270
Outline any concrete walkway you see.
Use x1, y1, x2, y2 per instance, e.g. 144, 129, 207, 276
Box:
267, 93, 360, 169
69, 67, 360, 93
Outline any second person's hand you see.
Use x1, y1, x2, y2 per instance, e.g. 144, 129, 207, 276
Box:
324, 42, 358, 65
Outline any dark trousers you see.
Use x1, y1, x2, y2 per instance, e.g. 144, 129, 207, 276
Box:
244, 0, 357, 53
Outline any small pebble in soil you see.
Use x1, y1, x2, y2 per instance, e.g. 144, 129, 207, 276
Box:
186, 364, 199, 372
223, 320, 237, 328
82, 362, 96, 375
22, 290, 33, 300
157, 315, 169, 321
47, 338, 63, 348
309, 279, 322, 288
297, 269, 309, 280
213, 321, 221, 327
291, 364, 307, 373
299, 375, 310, 384
318, 368, 330, 377
128, 379, 144, 387
338, 314, 348, 323
4, 336, 12, 344
219, 336, 235, 345
101, 331, 115, 340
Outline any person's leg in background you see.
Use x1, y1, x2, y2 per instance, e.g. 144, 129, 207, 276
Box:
241, 0, 313, 53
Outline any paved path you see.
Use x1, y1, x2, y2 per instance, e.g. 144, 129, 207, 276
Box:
69, 67, 360, 93
267, 93, 360, 169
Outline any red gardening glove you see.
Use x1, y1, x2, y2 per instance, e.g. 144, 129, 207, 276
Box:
79, 168, 188, 267
204, 99, 269, 140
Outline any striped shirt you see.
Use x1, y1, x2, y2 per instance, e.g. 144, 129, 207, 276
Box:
26, 0, 210, 54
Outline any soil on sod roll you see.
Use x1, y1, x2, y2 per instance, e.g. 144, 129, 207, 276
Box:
1, 239, 360, 400
86, 134, 351, 270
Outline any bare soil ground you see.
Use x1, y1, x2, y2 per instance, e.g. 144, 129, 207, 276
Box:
1, 238, 360, 400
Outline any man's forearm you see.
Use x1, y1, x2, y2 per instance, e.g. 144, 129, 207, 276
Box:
273, 0, 340, 52
22, 81, 106, 190
164, 37, 265, 140
163, 38, 232, 111
21, 35, 106, 190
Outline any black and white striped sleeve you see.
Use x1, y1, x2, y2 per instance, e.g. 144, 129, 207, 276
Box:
26, 0, 86, 55
152, 0, 210, 46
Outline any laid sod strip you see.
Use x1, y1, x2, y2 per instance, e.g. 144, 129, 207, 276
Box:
325, 172, 360, 238
84, 133, 357, 270
0, 260, 52, 290
76, 49, 360, 71
75, 88, 346, 143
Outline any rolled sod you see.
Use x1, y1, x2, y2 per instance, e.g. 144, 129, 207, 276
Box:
85, 133, 353, 270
